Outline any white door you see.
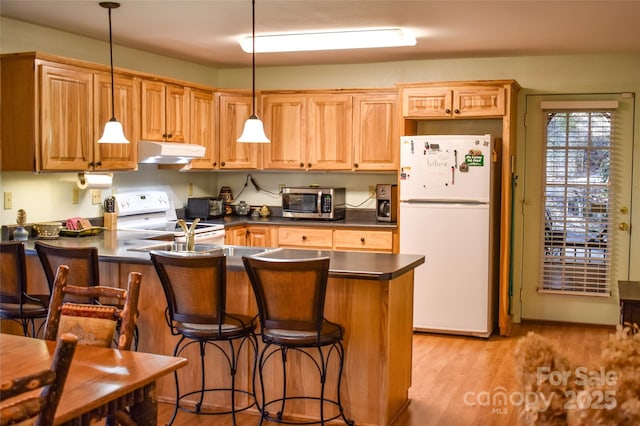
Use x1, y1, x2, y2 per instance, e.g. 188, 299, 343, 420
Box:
400, 202, 494, 335
520, 94, 634, 324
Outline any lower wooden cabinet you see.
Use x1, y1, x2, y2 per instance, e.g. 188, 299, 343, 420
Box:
278, 227, 333, 249
333, 229, 393, 252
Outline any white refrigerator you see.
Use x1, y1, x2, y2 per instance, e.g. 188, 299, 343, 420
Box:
399, 134, 499, 337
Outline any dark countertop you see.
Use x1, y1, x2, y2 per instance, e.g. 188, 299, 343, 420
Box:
23, 230, 423, 281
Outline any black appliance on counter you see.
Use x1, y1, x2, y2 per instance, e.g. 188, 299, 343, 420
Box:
187, 197, 225, 219
376, 184, 398, 222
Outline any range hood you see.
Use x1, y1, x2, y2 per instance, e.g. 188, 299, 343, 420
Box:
138, 141, 206, 164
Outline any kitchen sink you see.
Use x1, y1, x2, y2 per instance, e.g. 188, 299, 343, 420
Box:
129, 242, 275, 258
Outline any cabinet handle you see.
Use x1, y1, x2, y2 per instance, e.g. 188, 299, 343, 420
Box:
213, 162, 217, 167
299, 162, 305, 168
301, 235, 307, 241
360, 237, 365, 243
162, 133, 167, 138
454, 109, 460, 114
445, 108, 451, 114
167, 133, 173, 138
307, 162, 312, 168
221, 161, 226, 167
95, 161, 102, 167
353, 163, 359, 168
89, 161, 94, 168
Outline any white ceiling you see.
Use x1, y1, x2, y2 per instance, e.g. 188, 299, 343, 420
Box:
1, 0, 639, 68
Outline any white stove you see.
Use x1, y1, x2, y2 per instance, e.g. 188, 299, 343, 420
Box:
115, 190, 225, 244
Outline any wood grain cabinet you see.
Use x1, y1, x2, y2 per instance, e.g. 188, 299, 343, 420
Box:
261, 93, 353, 170
352, 92, 400, 170
225, 226, 248, 246
93, 72, 140, 170
185, 88, 217, 170
246, 225, 276, 247
402, 86, 505, 118
333, 228, 394, 253
278, 227, 333, 249
0, 53, 139, 171
217, 92, 261, 169
141, 80, 189, 142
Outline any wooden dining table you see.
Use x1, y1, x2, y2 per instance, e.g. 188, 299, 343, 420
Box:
0, 333, 187, 425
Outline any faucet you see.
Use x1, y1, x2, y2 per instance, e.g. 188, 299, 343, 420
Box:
177, 218, 199, 251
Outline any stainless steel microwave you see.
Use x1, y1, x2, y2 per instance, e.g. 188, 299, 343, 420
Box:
281, 187, 346, 220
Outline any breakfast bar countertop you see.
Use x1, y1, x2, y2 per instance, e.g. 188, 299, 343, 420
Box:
22, 230, 424, 281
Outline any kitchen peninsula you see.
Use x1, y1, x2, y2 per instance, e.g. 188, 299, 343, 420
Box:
19, 231, 424, 426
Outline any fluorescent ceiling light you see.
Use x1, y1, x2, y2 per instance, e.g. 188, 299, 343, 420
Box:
240, 28, 416, 53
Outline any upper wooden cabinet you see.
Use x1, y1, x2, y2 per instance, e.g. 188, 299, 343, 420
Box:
141, 80, 189, 142
93, 72, 140, 170
0, 53, 139, 172
261, 94, 307, 169
401, 86, 505, 118
262, 90, 398, 171
217, 92, 261, 169
352, 92, 399, 170
186, 88, 217, 170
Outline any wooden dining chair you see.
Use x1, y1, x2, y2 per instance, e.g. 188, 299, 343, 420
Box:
43, 265, 141, 425
0, 332, 77, 426
0, 241, 49, 336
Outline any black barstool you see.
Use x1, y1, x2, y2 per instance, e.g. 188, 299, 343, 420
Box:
242, 255, 354, 425
151, 251, 258, 425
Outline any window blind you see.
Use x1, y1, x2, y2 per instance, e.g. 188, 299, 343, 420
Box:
538, 107, 614, 296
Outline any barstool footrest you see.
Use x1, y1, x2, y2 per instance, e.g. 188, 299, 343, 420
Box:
176, 388, 256, 416
261, 396, 353, 425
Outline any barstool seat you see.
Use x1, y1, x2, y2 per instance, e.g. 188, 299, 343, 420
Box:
151, 251, 258, 426
242, 255, 354, 426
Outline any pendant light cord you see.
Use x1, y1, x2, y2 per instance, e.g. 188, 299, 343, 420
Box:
108, 6, 115, 120
251, 0, 256, 118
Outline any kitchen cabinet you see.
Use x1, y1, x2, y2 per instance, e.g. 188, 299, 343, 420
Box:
217, 92, 261, 169
401, 86, 505, 118
246, 225, 276, 247
141, 80, 189, 142
333, 228, 394, 253
0, 53, 139, 171
93, 72, 140, 170
261, 93, 353, 170
185, 89, 217, 170
225, 225, 248, 246
277, 227, 333, 249
352, 92, 400, 170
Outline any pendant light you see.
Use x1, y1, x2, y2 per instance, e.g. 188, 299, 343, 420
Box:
97, 2, 129, 144
237, 0, 270, 143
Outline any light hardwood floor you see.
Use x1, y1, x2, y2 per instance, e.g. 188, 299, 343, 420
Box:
157, 322, 614, 426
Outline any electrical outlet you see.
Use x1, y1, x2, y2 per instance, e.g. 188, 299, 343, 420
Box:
3, 192, 12, 209
369, 186, 376, 197
91, 190, 102, 205
72, 188, 80, 204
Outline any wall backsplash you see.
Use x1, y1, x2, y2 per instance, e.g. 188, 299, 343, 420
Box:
0, 167, 396, 225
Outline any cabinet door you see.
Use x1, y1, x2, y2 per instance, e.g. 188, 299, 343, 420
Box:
39, 64, 94, 171
307, 95, 352, 170
278, 227, 333, 249
187, 89, 217, 170
247, 226, 276, 247
225, 226, 247, 245
94, 72, 139, 170
165, 84, 189, 142
453, 87, 505, 117
141, 80, 166, 141
353, 93, 399, 171
333, 229, 393, 252
262, 94, 306, 169
218, 93, 261, 169
401, 88, 452, 118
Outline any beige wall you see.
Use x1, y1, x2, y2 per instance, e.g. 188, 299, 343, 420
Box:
2, 17, 639, 324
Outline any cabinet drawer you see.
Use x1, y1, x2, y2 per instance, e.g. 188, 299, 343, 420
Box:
278, 227, 333, 248
333, 229, 393, 252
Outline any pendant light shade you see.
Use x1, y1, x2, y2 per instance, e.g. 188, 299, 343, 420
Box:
98, 2, 129, 144
237, 0, 270, 143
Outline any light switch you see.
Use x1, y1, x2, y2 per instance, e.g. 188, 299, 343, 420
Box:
3, 192, 12, 210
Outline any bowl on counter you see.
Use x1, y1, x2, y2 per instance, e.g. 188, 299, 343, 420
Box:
33, 221, 62, 239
